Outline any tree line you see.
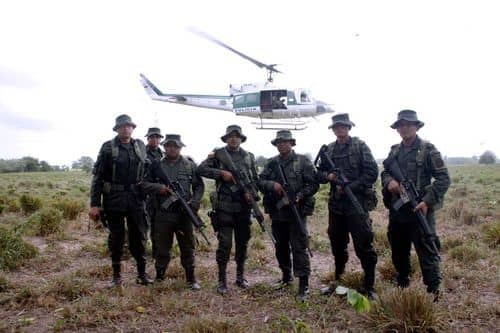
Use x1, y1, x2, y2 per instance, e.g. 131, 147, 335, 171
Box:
0, 156, 95, 173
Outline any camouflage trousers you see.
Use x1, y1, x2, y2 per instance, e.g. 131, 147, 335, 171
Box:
272, 218, 311, 278
328, 212, 377, 288
153, 211, 195, 271
388, 212, 441, 291
215, 210, 251, 268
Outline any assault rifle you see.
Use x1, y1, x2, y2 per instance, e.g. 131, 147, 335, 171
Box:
150, 161, 210, 245
314, 145, 366, 216
219, 149, 276, 244
383, 156, 440, 259
275, 162, 313, 257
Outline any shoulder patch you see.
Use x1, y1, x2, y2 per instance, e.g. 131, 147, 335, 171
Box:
430, 151, 445, 169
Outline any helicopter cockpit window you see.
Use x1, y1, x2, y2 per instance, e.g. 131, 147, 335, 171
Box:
299, 90, 311, 103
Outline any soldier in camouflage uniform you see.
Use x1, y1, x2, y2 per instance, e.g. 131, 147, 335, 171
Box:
381, 110, 450, 299
316, 114, 378, 299
142, 134, 204, 290
198, 125, 260, 295
144, 127, 164, 256
259, 130, 318, 302
89, 114, 152, 287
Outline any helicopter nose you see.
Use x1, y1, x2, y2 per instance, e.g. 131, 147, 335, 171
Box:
316, 102, 335, 115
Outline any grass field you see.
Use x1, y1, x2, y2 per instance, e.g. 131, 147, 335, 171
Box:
0, 165, 499, 332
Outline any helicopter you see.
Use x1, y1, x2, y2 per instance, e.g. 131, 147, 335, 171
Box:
140, 29, 334, 130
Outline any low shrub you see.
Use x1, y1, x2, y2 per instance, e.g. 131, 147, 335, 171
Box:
366, 286, 443, 332
19, 194, 42, 215
30, 207, 64, 236
53, 199, 85, 220
448, 243, 487, 263
483, 222, 500, 248
0, 226, 38, 270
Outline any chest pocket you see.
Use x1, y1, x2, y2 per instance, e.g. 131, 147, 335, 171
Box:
176, 160, 193, 197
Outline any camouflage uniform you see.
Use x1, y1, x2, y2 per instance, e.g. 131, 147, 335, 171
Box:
142, 150, 204, 287
260, 148, 318, 288
90, 115, 149, 284
316, 114, 378, 293
198, 126, 260, 293
145, 140, 163, 255
381, 134, 450, 293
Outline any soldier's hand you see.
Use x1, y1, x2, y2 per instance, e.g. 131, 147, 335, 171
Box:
158, 185, 172, 196
89, 207, 100, 221
414, 201, 429, 216
273, 182, 285, 196
387, 180, 400, 194
327, 173, 337, 182
243, 192, 253, 204
220, 170, 235, 183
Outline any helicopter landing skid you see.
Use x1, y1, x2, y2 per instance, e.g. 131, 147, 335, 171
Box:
252, 119, 308, 131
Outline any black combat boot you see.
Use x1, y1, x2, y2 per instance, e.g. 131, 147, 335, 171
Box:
217, 266, 228, 295
297, 276, 310, 302
320, 270, 343, 295
136, 262, 153, 285
155, 265, 166, 282
427, 285, 440, 302
107, 263, 122, 288
397, 275, 410, 289
235, 262, 249, 289
186, 268, 201, 291
273, 269, 293, 289
364, 269, 377, 300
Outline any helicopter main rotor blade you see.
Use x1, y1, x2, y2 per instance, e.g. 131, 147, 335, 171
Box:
188, 27, 282, 74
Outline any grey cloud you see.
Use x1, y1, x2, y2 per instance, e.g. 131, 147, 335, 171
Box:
0, 103, 52, 131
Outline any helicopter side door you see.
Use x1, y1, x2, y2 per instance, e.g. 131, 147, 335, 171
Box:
260, 90, 287, 112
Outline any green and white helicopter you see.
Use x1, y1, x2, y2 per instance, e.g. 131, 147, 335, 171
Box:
140, 29, 334, 130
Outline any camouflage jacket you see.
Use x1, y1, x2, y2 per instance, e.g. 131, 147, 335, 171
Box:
197, 146, 260, 213
146, 145, 163, 162
316, 136, 378, 215
381, 136, 450, 215
90, 136, 147, 211
259, 151, 319, 220
142, 155, 205, 212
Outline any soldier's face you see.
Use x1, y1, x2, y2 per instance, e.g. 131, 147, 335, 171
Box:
332, 124, 350, 139
276, 140, 293, 155
164, 142, 181, 159
147, 135, 161, 149
396, 121, 418, 141
226, 133, 242, 150
117, 124, 134, 139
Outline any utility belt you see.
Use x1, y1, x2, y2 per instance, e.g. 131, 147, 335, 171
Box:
103, 182, 140, 193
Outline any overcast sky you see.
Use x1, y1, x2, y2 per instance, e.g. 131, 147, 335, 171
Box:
1, 0, 499, 166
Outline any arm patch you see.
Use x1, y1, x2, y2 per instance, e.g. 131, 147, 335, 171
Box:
431, 151, 445, 169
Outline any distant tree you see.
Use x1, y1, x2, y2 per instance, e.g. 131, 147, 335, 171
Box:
73, 156, 94, 173
21, 156, 40, 172
39, 160, 52, 172
479, 150, 496, 164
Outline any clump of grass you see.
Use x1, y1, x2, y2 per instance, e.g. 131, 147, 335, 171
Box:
373, 227, 390, 256
340, 271, 365, 290
42, 273, 93, 301
482, 222, 500, 248
250, 237, 266, 250
19, 194, 42, 215
80, 240, 108, 257
0, 226, 38, 270
182, 315, 242, 333
6, 198, 21, 213
366, 286, 443, 332
29, 207, 64, 236
449, 243, 487, 263
378, 258, 397, 282
53, 199, 85, 220
309, 234, 330, 252
441, 235, 465, 251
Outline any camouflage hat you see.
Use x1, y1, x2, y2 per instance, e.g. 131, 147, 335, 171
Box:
390, 109, 425, 129
271, 130, 296, 146
161, 134, 186, 147
220, 124, 247, 143
113, 114, 136, 131
144, 127, 164, 138
328, 113, 355, 129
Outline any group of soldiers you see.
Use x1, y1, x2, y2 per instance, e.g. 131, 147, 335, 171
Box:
89, 109, 450, 302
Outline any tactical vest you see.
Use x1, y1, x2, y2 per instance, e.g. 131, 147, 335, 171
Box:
110, 138, 146, 183
327, 136, 363, 176
389, 139, 431, 191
